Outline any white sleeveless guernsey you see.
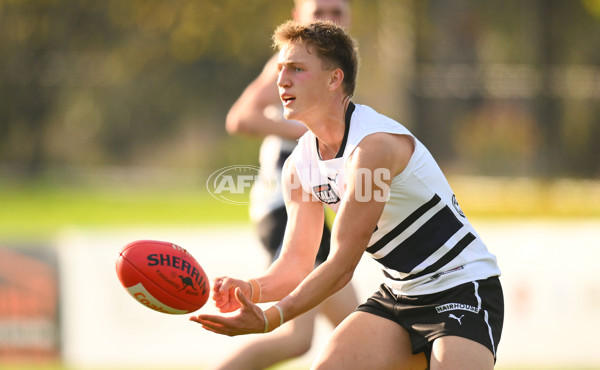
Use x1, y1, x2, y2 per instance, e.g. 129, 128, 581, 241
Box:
291, 103, 500, 296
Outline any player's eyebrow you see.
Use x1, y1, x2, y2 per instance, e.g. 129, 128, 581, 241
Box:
277, 61, 306, 71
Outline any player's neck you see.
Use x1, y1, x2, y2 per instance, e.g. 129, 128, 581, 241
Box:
313, 99, 350, 160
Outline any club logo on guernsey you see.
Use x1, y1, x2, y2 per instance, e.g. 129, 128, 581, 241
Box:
313, 184, 340, 204
452, 194, 466, 218
435, 303, 480, 314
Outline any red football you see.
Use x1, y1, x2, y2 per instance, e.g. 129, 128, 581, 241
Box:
116, 240, 210, 314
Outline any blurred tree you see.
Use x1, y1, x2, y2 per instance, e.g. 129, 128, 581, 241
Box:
411, 0, 600, 177
0, 0, 290, 175
0, 0, 599, 180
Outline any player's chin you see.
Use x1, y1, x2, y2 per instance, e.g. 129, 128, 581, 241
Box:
282, 107, 296, 120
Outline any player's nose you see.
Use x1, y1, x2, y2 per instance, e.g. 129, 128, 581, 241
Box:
277, 67, 292, 88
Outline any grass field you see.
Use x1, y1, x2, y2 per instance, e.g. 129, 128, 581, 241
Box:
1, 175, 598, 242
0, 182, 249, 242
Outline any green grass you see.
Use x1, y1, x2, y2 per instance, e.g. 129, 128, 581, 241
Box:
0, 182, 250, 241
1, 175, 599, 242
449, 176, 600, 219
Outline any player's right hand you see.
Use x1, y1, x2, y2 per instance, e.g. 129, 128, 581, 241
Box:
211, 276, 251, 313
190, 287, 266, 336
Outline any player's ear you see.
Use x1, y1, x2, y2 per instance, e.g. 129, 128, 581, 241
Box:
328, 68, 344, 92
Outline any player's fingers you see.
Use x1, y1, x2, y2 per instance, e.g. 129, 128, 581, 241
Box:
214, 291, 242, 312
217, 277, 234, 293
234, 286, 252, 308
190, 314, 251, 336
217, 277, 243, 295
190, 314, 224, 326
217, 301, 236, 313
212, 277, 224, 293
211, 277, 245, 311
228, 287, 236, 305
212, 277, 235, 302
233, 288, 265, 331
212, 289, 228, 306
214, 298, 226, 309
214, 294, 236, 310
189, 316, 228, 335
189, 315, 202, 324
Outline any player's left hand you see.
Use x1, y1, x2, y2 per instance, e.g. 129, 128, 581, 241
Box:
189, 287, 265, 336
211, 276, 253, 313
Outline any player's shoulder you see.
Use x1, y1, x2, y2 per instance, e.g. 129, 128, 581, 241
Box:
350, 133, 414, 176
357, 131, 412, 149
350, 133, 396, 162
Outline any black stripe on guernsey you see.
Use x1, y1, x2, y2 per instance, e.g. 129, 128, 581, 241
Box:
336, 101, 355, 158
383, 232, 476, 281
375, 205, 464, 272
276, 150, 293, 170
366, 194, 442, 255
315, 101, 354, 160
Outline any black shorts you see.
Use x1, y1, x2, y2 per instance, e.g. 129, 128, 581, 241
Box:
356, 276, 504, 363
256, 205, 331, 265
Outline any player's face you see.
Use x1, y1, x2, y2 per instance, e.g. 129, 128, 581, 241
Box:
294, 0, 351, 29
277, 42, 333, 122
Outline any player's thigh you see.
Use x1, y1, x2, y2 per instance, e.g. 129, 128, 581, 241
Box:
312, 311, 427, 370
430, 336, 494, 370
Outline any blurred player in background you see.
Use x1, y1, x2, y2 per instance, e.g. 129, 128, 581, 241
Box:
220, 1, 358, 369
194, 20, 504, 369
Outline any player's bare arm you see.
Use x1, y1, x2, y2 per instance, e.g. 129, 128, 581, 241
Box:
254, 158, 326, 300
273, 132, 415, 323
225, 55, 307, 140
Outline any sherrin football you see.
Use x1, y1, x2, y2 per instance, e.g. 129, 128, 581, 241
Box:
116, 240, 210, 314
